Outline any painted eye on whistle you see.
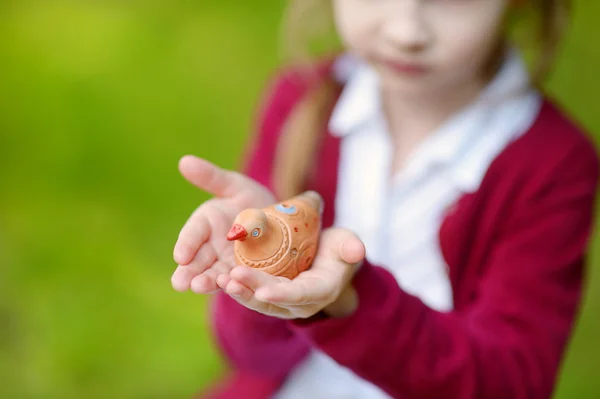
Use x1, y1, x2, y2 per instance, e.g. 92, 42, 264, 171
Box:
252, 229, 260, 237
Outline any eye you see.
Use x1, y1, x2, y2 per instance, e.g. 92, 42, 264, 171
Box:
252, 229, 260, 237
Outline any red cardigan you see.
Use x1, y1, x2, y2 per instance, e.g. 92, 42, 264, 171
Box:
201, 62, 600, 399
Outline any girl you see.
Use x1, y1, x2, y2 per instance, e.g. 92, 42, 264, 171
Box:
172, 0, 599, 398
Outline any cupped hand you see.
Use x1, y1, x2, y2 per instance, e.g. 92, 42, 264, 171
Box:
216, 228, 366, 319
171, 155, 276, 294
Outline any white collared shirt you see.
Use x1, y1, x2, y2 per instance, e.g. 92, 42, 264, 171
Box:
275, 49, 542, 399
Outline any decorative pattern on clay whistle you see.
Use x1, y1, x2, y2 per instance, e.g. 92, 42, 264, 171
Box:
226, 190, 323, 279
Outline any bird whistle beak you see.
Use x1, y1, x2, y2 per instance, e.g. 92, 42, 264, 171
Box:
227, 224, 248, 241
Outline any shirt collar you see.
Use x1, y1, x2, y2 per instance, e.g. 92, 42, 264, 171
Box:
329, 48, 531, 136
329, 53, 381, 136
328, 48, 542, 192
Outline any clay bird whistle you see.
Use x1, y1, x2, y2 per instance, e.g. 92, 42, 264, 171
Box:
226, 190, 324, 279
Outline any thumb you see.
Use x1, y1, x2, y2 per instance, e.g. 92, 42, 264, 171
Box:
339, 232, 366, 266
179, 155, 247, 198
322, 228, 366, 266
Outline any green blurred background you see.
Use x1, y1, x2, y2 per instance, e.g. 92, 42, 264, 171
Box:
0, 1, 599, 398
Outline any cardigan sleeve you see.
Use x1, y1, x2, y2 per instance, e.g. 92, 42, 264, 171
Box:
288, 140, 600, 399
208, 68, 313, 381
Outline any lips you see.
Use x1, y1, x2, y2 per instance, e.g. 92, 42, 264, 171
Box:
379, 58, 428, 75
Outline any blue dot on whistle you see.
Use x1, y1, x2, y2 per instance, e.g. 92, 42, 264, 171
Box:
275, 204, 297, 214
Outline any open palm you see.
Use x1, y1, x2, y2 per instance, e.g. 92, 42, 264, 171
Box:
171, 155, 276, 294
216, 227, 366, 319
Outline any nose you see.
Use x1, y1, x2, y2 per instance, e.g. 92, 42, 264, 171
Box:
381, 2, 430, 52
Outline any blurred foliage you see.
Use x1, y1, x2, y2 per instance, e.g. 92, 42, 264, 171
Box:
0, 1, 599, 398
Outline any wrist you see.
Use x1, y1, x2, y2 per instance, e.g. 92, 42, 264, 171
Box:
322, 284, 358, 318
322, 259, 363, 318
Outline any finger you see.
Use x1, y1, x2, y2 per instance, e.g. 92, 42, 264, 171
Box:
171, 244, 216, 291
216, 273, 231, 290
188, 273, 215, 294
224, 279, 255, 301
171, 243, 218, 292
173, 211, 212, 265
178, 155, 248, 198
321, 227, 366, 265
171, 245, 222, 293
339, 233, 366, 265
171, 265, 197, 292
290, 228, 364, 286
255, 229, 365, 305
190, 260, 233, 294
190, 271, 220, 294
254, 276, 331, 306
229, 265, 283, 292
181, 241, 218, 278
224, 279, 294, 319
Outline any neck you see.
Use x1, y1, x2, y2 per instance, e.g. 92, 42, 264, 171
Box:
382, 44, 507, 175
382, 45, 506, 153
382, 79, 483, 174
382, 80, 484, 139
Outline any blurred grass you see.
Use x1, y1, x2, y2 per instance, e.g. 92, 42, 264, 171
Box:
0, 1, 599, 398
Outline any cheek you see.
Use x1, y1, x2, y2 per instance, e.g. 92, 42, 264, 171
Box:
445, 27, 500, 70
332, 0, 377, 55
433, 4, 508, 77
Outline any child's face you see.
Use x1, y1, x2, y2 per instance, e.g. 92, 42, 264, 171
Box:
332, 0, 510, 94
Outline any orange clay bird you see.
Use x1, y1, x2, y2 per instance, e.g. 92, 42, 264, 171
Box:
226, 190, 324, 279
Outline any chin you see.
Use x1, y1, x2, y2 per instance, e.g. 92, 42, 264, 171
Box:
380, 67, 466, 97
379, 71, 436, 95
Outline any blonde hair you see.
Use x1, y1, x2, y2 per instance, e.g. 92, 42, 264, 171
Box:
271, 0, 571, 200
